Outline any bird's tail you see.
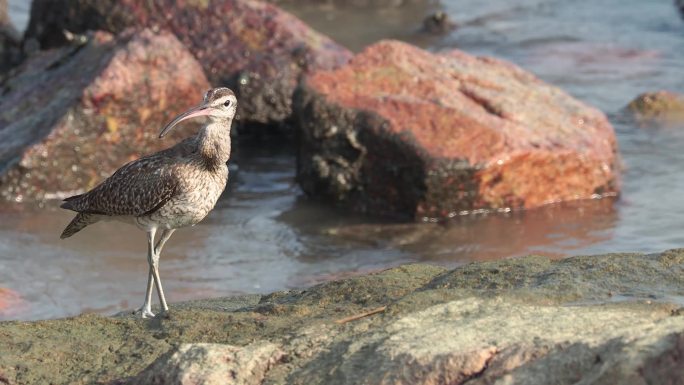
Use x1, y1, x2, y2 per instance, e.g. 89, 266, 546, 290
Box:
61, 213, 99, 239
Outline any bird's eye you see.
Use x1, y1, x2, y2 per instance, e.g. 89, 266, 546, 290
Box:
223, 100, 232, 108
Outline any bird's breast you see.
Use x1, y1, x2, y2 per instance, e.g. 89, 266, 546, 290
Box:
144, 164, 228, 229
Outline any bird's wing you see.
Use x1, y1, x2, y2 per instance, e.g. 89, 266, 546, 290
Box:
69, 155, 181, 216
63, 138, 198, 216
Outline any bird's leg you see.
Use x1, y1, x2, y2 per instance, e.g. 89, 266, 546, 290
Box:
154, 229, 176, 256
137, 228, 157, 319
151, 229, 174, 313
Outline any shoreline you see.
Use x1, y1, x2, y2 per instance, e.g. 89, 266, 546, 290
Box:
2, 249, 683, 384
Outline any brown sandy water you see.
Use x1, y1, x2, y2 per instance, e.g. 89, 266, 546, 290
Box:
2, 0, 684, 320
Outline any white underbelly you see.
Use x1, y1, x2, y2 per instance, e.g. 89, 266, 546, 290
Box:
138, 174, 227, 231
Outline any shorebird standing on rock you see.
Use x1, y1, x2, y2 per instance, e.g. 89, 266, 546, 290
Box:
60, 87, 237, 318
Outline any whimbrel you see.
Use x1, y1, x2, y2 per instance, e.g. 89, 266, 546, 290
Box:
60, 87, 237, 318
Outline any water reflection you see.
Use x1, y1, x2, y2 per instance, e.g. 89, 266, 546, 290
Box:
291, 198, 617, 262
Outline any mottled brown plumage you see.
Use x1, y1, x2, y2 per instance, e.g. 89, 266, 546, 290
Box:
60, 87, 238, 318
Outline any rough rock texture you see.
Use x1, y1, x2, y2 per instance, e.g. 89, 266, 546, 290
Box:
2, 250, 684, 384
0, 29, 210, 202
295, 40, 620, 219
24, 0, 352, 130
626, 90, 684, 126
0, 0, 21, 74
117, 343, 284, 385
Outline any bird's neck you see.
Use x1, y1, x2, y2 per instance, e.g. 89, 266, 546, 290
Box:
197, 120, 231, 168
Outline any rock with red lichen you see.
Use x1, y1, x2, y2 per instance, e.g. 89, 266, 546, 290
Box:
626, 90, 684, 127
0, 29, 210, 203
294, 40, 620, 219
24, 0, 352, 130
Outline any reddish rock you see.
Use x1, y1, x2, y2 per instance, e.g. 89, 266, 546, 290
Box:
0, 288, 26, 319
294, 40, 619, 219
25, 0, 352, 130
626, 90, 684, 126
0, 29, 210, 203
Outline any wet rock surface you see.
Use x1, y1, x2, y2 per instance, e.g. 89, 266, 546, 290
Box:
295, 40, 620, 219
626, 90, 684, 126
25, 0, 352, 130
2, 250, 684, 384
0, 29, 209, 202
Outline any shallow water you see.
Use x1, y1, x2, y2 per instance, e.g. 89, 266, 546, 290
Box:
2, 0, 684, 321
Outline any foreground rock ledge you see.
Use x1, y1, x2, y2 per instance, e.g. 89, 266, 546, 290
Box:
295, 40, 620, 219
0, 29, 209, 202
2, 250, 684, 384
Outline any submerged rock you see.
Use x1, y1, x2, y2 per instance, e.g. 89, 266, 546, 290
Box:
677, 0, 684, 19
25, 0, 352, 130
422, 11, 457, 34
0, 29, 209, 202
294, 40, 620, 219
1, 250, 684, 384
626, 90, 684, 126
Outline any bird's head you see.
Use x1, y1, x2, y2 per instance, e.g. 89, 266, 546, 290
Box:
159, 87, 237, 138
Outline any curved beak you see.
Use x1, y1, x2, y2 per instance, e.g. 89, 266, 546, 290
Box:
159, 104, 215, 138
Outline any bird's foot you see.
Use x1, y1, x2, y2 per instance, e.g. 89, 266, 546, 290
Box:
134, 307, 155, 319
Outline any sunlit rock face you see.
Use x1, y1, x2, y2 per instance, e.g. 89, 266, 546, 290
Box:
25, 0, 352, 131
0, 29, 209, 202
295, 40, 620, 220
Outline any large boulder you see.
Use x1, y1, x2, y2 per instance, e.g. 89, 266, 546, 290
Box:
0, 29, 210, 203
24, 0, 352, 130
626, 90, 684, 127
294, 40, 620, 219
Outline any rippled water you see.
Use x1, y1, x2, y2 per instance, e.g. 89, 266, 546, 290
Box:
2, 0, 684, 321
